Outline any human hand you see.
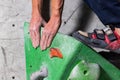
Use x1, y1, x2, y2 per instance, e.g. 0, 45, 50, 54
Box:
40, 16, 61, 50
29, 15, 46, 48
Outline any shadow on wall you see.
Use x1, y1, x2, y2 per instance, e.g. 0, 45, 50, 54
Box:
66, 2, 93, 35
75, 2, 92, 32
42, 0, 50, 22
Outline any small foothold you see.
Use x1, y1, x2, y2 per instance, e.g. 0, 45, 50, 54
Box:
50, 48, 63, 58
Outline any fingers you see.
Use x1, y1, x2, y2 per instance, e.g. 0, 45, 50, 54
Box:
29, 16, 48, 48
40, 31, 50, 50
40, 16, 60, 50
47, 35, 53, 47
29, 20, 41, 48
40, 32, 47, 50
30, 27, 40, 48
30, 31, 35, 47
40, 31, 54, 50
35, 29, 40, 47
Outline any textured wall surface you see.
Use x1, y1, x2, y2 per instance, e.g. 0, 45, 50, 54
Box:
0, 0, 104, 80
0, 0, 31, 80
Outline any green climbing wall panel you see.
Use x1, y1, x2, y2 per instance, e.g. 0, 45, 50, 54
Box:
24, 22, 120, 80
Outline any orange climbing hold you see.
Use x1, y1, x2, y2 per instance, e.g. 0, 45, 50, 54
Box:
50, 48, 63, 58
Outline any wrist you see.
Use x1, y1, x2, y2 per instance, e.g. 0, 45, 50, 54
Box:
51, 11, 61, 18
50, 14, 61, 26
32, 11, 42, 18
32, 10, 41, 15
31, 14, 42, 22
51, 14, 61, 21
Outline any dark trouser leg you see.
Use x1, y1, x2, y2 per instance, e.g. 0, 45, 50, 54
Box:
84, 0, 120, 28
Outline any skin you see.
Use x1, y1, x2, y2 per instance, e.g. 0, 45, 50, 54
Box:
30, 0, 63, 50
115, 27, 120, 36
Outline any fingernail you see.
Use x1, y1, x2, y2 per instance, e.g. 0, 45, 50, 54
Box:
42, 46, 46, 51
42, 47, 45, 50
40, 46, 43, 51
47, 44, 49, 48
32, 43, 35, 48
33, 45, 37, 48
33, 43, 38, 48
34, 43, 37, 48
44, 45, 47, 50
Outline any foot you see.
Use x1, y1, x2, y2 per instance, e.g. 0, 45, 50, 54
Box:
72, 27, 120, 53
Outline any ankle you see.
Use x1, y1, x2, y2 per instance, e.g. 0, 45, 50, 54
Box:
114, 27, 120, 39
115, 28, 120, 35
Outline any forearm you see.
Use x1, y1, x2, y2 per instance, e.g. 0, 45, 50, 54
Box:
32, 0, 43, 16
51, 0, 64, 17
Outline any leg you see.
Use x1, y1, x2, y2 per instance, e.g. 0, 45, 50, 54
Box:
84, 0, 120, 26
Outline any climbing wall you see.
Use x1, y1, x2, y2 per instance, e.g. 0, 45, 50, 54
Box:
24, 22, 120, 80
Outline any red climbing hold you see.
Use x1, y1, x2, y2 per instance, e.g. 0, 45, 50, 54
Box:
50, 48, 63, 58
